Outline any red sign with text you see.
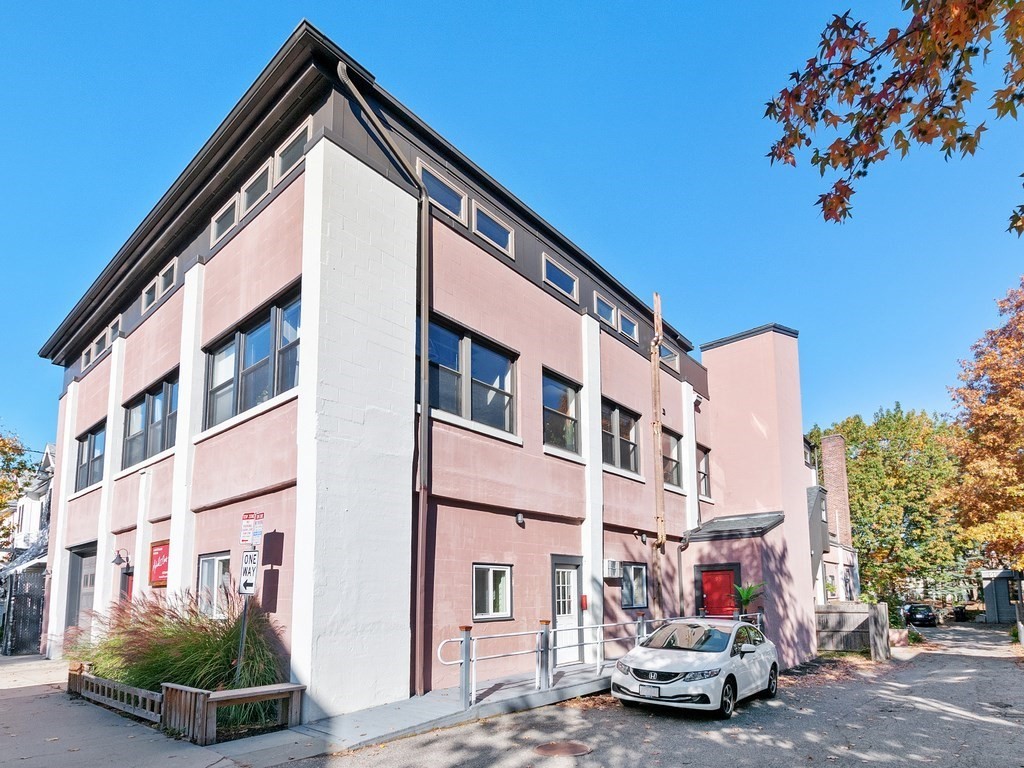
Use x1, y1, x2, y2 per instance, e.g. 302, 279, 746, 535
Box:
149, 540, 170, 587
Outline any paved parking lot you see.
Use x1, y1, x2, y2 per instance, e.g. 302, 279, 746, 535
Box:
285, 623, 1024, 768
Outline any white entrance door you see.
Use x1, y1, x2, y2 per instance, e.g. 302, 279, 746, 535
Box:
554, 566, 580, 665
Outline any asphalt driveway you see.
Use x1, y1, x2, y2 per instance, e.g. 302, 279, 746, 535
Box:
285, 622, 1024, 768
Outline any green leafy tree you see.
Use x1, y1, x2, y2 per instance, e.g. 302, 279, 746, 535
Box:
808, 405, 963, 597
767, 1, 1024, 232
0, 430, 31, 551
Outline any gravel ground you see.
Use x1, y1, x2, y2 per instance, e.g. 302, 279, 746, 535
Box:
279, 622, 1024, 768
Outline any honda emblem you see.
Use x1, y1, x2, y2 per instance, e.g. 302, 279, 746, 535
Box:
648, 672, 657, 680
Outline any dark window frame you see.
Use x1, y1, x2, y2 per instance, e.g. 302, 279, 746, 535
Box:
542, 370, 580, 454
75, 423, 106, 491
204, 292, 301, 429
621, 562, 648, 609
123, 375, 179, 469
697, 445, 711, 497
602, 399, 640, 473
417, 317, 517, 435
662, 428, 682, 487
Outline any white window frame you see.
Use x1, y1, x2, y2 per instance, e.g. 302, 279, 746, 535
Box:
618, 311, 639, 343
91, 329, 108, 360
659, 343, 679, 370
594, 292, 617, 327
197, 552, 232, 619
471, 200, 514, 258
622, 563, 648, 609
240, 159, 273, 217
542, 254, 579, 303
109, 315, 122, 341
472, 563, 513, 621
210, 195, 239, 247
417, 159, 468, 224
274, 117, 312, 185
81, 348, 92, 369
142, 259, 178, 314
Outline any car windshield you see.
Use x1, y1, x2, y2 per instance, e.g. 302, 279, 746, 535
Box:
642, 623, 732, 653
910, 605, 931, 613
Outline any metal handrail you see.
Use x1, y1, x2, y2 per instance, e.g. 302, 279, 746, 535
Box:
435, 612, 766, 709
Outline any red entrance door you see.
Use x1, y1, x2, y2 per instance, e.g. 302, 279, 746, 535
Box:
703, 570, 737, 617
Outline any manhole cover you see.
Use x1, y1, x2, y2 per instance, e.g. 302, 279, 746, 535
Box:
534, 741, 592, 757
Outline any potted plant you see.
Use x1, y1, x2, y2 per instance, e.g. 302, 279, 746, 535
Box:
734, 582, 765, 618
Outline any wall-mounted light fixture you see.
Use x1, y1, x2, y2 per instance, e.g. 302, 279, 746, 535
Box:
112, 548, 131, 567
632, 530, 648, 545
515, 512, 525, 528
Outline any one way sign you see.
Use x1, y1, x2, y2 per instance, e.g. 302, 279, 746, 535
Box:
239, 550, 260, 595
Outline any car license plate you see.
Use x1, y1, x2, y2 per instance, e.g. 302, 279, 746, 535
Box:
639, 684, 660, 698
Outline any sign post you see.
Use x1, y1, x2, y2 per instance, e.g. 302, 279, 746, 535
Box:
235, 513, 263, 685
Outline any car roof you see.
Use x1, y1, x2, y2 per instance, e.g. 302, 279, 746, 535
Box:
663, 618, 751, 629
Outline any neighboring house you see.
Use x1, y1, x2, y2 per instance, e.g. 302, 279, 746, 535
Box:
37, 23, 846, 720
814, 434, 860, 603
0, 445, 54, 655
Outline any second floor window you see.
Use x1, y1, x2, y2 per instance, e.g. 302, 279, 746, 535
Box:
75, 423, 106, 491
662, 429, 682, 487
542, 373, 579, 453
418, 320, 516, 434
602, 400, 639, 473
697, 446, 711, 497
206, 295, 301, 428
123, 376, 179, 468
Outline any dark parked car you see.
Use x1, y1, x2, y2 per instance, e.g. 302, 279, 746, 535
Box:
906, 604, 938, 627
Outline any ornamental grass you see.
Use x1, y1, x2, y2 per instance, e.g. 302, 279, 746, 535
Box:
67, 589, 285, 729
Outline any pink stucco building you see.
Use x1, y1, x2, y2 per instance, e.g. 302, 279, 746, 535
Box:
38, 23, 843, 719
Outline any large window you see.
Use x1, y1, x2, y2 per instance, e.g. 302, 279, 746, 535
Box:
602, 400, 639, 473
123, 376, 179, 468
206, 295, 300, 428
697, 446, 711, 497
473, 563, 512, 620
418, 320, 516, 434
198, 553, 231, 619
662, 429, 682, 487
622, 563, 648, 609
542, 373, 580, 453
75, 424, 106, 491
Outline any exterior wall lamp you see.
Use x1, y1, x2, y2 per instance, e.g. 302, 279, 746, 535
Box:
515, 512, 525, 527
112, 548, 131, 568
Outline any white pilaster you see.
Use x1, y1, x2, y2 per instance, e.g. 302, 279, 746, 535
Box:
580, 315, 604, 662
167, 264, 205, 594
92, 339, 126, 617
681, 381, 700, 531
292, 137, 418, 721
45, 382, 79, 658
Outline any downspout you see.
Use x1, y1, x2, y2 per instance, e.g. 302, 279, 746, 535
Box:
336, 63, 433, 696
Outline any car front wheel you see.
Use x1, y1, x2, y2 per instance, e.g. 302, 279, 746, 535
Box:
717, 678, 736, 719
763, 664, 778, 699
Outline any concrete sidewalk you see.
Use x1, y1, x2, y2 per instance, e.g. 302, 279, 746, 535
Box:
0, 654, 613, 768
0, 654, 240, 768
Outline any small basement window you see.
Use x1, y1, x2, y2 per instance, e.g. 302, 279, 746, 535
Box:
472, 202, 513, 256
473, 563, 512, 620
419, 161, 466, 222
543, 255, 578, 302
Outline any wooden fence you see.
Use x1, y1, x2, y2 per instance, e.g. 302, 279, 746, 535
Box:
815, 603, 890, 661
67, 664, 304, 746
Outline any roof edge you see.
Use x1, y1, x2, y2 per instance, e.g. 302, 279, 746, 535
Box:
699, 323, 799, 353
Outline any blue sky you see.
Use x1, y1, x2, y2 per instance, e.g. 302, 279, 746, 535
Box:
1, 2, 1020, 453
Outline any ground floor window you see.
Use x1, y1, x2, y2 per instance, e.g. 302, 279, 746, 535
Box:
622, 563, 648, 609
198, 552, 231, 619
473, 563, 512, 620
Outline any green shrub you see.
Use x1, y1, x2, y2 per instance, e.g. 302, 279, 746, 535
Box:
67, 590, 285, 729
1011, 625, 1020, 644
879, 595, 906, 628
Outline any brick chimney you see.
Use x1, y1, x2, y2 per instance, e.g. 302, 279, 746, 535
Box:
820, 434, 852, 548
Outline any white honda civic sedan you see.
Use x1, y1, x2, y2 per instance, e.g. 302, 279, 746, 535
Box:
610, 619, 778, 718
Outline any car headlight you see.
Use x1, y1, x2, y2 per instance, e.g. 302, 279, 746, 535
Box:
616, 660, 630, 675
681, 669, 720, 682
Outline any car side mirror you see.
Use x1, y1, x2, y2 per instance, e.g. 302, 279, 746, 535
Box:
740, 643, 757, 656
